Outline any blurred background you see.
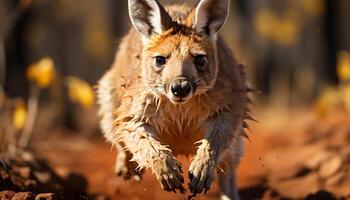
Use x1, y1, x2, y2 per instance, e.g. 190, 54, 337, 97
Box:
1, 0, 350, 199
2, 0, 350, 117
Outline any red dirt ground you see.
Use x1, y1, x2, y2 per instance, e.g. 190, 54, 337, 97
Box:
32, 109, 350, 200
33, 125, 267, 200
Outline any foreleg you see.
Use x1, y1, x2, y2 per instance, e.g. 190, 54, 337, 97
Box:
189, 112, 243, 197
120, 123, 185, 193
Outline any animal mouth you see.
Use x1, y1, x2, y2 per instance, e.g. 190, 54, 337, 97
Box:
167, 95, 191, 104
173, 99, 186, 103
167, 77, 195, 104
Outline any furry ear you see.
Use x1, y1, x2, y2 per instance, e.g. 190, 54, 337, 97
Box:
128, 0, 173, 38
193, 0, 230, 37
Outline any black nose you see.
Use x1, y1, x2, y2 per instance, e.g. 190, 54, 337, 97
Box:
171, 79, 192, 98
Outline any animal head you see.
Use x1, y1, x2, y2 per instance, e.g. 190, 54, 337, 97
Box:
128, 0, 229, 104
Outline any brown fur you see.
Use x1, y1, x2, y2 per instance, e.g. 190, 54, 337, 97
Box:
97, 1, 250, 199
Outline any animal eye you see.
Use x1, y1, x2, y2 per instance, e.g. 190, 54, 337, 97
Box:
154, 56, 166, 67
193, 55, 207, 70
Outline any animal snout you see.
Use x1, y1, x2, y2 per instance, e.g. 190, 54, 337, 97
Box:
171, 78, 192, 98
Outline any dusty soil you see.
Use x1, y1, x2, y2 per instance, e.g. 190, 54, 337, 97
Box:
0, 150, 106, 199
2, 109, 350, 199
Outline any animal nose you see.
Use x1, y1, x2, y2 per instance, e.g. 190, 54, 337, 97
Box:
171, 78, 192, 98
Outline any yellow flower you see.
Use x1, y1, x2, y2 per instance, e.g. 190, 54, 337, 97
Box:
254, 8, 301, 47
65, 76, 95, 108
13, 100, 27, 130
27, 57, 55, 88
273, 18, 300, 47
314, 87, 340, 117
254, 8, 277, 39
300, 0, 325, 17
337, 51, 350, 82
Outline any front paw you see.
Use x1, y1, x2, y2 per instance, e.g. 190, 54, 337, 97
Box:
188, 157, 215, 197
152, 156, 185, 193
115, 152, 144, 181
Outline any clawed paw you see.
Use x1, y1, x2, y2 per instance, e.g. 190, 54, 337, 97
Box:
188, 158, 215, 197
154, 157, 185, 193
115, 152, 144, 181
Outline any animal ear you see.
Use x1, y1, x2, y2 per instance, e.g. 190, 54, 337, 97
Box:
128, 0, 173, 38
193, 0, 230, 37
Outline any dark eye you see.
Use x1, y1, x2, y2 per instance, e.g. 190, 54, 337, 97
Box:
193, 55, 207, 70
154, 56, 166, 67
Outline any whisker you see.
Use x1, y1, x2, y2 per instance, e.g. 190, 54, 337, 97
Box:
194, 73, 211, 83
196, 85, 216, 88
140, 77, 166, 84
120, 76, 165, 85
121, 88, 158, 99
121, 84, 165, 98
126, 85, 164, 90
141, 80, 165, 84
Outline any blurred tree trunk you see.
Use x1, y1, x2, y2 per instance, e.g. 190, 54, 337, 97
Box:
325, 0, 350, 84
1, 0, 31, 98
110, 0, 128, 38
325, 0, 340, 84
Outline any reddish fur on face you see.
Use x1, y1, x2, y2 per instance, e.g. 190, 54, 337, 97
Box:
147, 31, 209, 56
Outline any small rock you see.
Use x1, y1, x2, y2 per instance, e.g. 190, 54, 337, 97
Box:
13, 166, 31, 178
305, 151, 332, 170
0, 190, 16, 200
35, 193, 55, 200
12, 192, 34, 200
33, 171, 51, 183
21, 152, 35, 162
319, 156, 342, 178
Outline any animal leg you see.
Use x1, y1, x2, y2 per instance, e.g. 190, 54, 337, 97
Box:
189, 112, 243, 197
115, 143, 144, 181
218, 154, 240, 200
120, 124, 185, 193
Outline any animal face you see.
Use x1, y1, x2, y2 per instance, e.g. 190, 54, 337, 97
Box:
128, 0, 229, 104
142, 30, 218, 104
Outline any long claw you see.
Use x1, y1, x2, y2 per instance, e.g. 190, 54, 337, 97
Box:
188, 170, 194, 180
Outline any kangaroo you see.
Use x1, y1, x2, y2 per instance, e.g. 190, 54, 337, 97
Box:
97, 0, 251, 199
